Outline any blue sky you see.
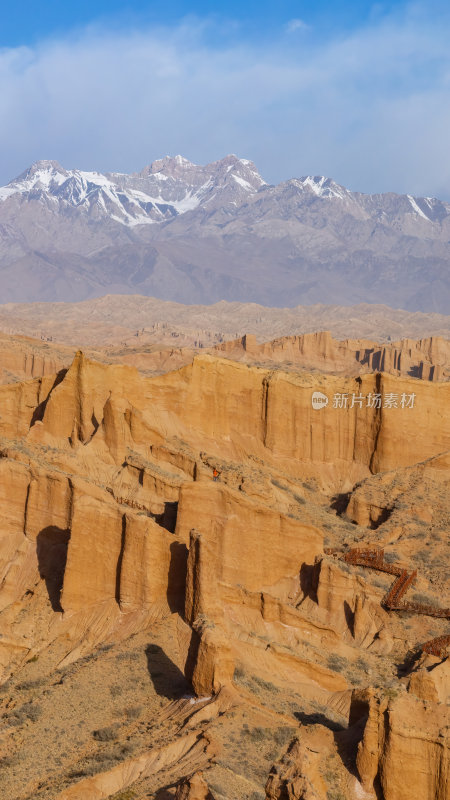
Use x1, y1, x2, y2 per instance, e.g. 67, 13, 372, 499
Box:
0, 2, 397, 46
1, 1, 450, 198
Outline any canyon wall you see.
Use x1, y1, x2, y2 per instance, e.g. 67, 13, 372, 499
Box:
217, 330, 450, 381
0, 350, 448, 800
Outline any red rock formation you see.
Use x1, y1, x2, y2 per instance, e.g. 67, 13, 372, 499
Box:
350, 689, 449, 800
175, 772, 215, 800
0, 349, 448, 799
216, 331, 450, 382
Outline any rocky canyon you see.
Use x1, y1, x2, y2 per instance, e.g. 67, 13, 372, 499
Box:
0, 311, 448, 800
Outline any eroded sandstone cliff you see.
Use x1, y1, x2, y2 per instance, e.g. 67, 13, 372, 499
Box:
0, 349, 448, 800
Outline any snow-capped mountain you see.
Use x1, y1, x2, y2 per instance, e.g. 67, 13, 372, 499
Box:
0, 155, 266, 227
0, 155, 449, 312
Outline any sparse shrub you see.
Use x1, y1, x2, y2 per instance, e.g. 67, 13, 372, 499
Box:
8, 701, 42, 724
111, 791, 136, 800
92, 724, 119, 742
0, 755, 17, 771
68, 767, 95, 779
292, 493, 306, 505
245, 726, 269, 742
233, 666, 281, 697
113, 742, 135, 759
253, 675, 279, 693
77, 741, 136, 778
273, 727, 295, 747
93, 751, 116, 764
383, 688, 399, 701
411, 593, 435, 606
415, 549, 431, 563
384, 551, 400, 564
77, 652, 96, 665
110, 685, 124, 697
16, 677, 46, 691
26, 654, 39, 663
95, 742, 134, 766
116, 650, 139, 662
125, 706, 142, 720
327, 654, 347, 673
5, 713, 23, 727
97, 643, 113, 654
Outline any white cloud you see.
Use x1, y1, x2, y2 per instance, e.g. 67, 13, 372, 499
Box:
286, 18, 309, 33
0, 6, 449, 199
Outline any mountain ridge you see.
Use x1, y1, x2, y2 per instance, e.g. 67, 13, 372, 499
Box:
3, 155, 447, 221
0, 155, 449, 311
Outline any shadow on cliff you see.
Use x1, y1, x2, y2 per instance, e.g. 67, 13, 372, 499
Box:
167, 541, 188, 613
330, 491, 351, 516
369, 505, 394, 530
30, 368, 67, 428
36, 526, 70, 612
299, 561, 320, 602
145, 643, 191, 700
332, 717, 383, 797
294, 709, 344, 732
155, 501, 178, 533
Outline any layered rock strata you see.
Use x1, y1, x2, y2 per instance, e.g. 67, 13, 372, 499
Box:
0, 350, 448, 800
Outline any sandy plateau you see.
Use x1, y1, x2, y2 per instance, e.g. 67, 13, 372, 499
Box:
0, 306, 448, 800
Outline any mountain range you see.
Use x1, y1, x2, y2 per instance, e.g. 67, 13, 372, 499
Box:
0, 154, 449, 311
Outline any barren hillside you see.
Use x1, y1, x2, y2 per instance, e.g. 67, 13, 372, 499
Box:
1, 296, 450, 347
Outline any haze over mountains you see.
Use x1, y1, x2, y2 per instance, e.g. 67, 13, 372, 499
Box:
0, 154, 449, 312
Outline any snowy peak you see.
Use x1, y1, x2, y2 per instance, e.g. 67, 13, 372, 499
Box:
216, 154, 266, 191
0, 156, 448, 229
18, 159, 67, 180
109, 154, 267, 217
1, 160, 69, 198
0, 155, 449, 311
283, 174, 448, 224
0, 155, 266, 226
295, 175, 350, 199
134, 153, 265, 189
404, 194, 446, 223
0, 162, 180, 226
138, 155, 197, 179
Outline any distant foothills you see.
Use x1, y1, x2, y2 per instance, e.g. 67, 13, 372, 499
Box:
0, 155, 449, 313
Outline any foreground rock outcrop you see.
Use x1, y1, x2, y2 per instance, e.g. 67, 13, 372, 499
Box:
350, 688, 449, 800
0, 348, 448, 800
